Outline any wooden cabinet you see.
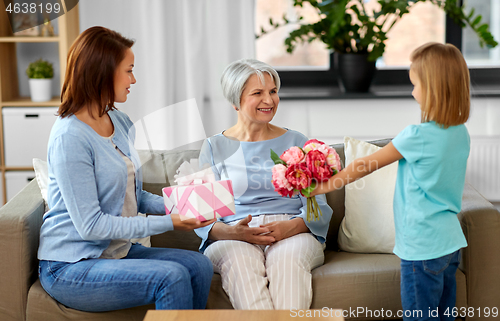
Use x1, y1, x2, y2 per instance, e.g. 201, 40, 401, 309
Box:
0, 2, 79, 203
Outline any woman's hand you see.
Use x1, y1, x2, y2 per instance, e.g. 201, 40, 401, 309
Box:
261, 218, 309, 242
170, 214, 216, 231
235, 215, 276, 245
209, 215, 276, 245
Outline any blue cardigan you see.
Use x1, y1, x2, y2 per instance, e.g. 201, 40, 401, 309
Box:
38, 110, 172, 263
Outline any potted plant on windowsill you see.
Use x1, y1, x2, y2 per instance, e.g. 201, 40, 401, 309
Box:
26, 58, 54, 102
258, 0, 498, 93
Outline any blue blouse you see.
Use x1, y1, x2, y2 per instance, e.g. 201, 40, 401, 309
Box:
194, 129, 333, 252
392, 122, 469, 260
38, 110, 173, 263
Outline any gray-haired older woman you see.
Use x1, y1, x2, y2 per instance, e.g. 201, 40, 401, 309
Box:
195, 59, 333, 310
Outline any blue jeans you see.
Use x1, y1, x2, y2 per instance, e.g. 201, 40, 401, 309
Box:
400, 250, 461, 321
39, 244, 213, 312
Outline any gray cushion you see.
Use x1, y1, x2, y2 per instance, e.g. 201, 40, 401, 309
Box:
311, 252, 402, 313
138, 149, 200, 196
27, 280, 153, 321
310, 251, 466, 319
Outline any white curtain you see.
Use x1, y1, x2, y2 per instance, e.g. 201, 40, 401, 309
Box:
79, 0, 255, 151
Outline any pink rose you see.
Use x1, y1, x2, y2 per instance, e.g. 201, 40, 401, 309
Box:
303, 139, 325, 153
304, 139, 342, 173
306, 150, 333, 182
272, 164, 294, 197
315, 144, 342, 173
285, 163, 312, 192
280, 146, 305, 165
326, 148, 342, 173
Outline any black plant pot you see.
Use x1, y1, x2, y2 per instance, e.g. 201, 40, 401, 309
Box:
336, 53, 376, 93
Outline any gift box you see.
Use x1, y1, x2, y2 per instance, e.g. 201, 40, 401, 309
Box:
162, 180, 235, 221
162, 159, 235, 221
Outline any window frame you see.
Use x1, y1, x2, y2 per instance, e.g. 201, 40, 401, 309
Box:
276, 15, 500, 88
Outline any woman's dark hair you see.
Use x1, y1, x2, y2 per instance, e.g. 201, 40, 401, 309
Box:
58, 26, 135, 118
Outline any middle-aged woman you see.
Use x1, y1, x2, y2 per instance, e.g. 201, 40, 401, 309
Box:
195, 58, 333, 310
37, 26, 214, 312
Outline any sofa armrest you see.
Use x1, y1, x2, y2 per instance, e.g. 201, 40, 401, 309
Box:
458, 183, 500, 312
0, 180, 45, 321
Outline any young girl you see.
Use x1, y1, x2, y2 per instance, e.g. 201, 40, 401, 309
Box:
313, 42, 470, 321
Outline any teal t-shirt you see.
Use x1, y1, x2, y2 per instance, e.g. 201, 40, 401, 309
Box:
391, 121, 469, 260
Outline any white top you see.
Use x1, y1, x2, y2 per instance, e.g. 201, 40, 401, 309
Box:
100, 131, 138, 259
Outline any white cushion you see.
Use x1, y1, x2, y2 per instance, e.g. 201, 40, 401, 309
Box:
337, 137, 398, 254
32, 158, 150, 247
32, 158, 49, 210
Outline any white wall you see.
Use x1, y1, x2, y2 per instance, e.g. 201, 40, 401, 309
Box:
273, 98, 421, 144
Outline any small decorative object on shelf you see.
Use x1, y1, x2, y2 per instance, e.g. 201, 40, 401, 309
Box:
12, 12, 40, 36
26, 58, 54, 102
40, 19, 55, 37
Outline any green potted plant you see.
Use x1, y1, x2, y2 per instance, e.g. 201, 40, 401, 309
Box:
26, 58, 54, 102
258, 0, 498, 92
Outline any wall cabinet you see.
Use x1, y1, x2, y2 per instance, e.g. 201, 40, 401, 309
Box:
3, 107, 58, 167
0, 3, 79, 203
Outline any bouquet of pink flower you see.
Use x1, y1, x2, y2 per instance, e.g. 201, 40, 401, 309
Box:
271, 139, 342, 222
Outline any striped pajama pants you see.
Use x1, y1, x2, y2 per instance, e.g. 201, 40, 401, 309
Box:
204, 214, 325, 310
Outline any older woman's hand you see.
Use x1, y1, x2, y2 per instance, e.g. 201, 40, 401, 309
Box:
261, 218, 309, 242
210, 215, 276, 245
235, 215, 276, 245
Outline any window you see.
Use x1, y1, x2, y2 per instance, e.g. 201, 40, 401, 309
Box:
255, 0, 500, 87
378, 2, 445, 68
255, 0, 329, 69
462, 0, 500, 67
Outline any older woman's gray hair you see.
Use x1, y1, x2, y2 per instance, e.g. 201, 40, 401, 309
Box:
221, 58, 281, 110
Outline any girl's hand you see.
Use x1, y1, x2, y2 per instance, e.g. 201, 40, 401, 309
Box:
261, 218, 309, 242
310, 175, 341, 196
311, 142, 403, 196
170, 214, 216, 231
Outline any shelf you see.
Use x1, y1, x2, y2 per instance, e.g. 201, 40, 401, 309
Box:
1, 97, 60, 107
279, 85, 413, 100
0, 36, 60, 43
0, 4, 79, 204
279, 84, 500, 100
4, 167, 34, 171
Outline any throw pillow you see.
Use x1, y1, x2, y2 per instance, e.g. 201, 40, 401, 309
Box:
31, 158, 151, 247
337, 136, 398, 254
32, 158, 49, 209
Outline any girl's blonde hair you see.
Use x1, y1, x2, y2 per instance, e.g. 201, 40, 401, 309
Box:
410, 42, 470, 128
